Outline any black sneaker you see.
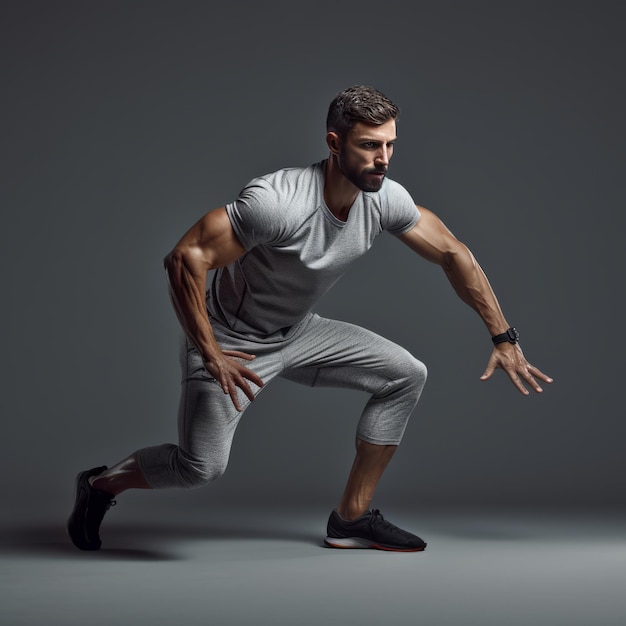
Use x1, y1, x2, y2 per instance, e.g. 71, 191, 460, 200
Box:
324, 509, 426, 552
67, 466, 116, 551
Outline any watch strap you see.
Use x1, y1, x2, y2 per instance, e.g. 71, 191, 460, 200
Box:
492, 327, 519, 345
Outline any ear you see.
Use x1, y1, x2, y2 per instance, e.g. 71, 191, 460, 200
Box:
326, 131, 341, 155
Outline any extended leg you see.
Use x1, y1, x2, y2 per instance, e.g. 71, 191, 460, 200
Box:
67, 330, 280, 550
66, 452, 155, 551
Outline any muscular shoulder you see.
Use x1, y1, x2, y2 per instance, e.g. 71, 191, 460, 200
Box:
226, 162, 323, 249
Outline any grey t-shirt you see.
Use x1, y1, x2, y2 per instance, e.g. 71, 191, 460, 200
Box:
207, 160, 420, 340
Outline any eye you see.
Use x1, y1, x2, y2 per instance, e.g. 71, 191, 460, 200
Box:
362, 142, 378, 149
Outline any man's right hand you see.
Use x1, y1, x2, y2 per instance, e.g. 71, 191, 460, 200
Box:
204, 350, 265, 412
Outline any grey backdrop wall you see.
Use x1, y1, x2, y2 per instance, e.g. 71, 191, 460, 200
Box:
1, 0, 624, 522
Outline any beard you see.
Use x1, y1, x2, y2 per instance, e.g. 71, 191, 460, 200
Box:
337, 154, 387, 192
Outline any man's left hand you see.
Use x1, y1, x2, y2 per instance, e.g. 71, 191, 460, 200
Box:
480, 343, 553, 395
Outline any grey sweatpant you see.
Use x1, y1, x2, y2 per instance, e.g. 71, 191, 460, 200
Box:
137, 313, 427, 489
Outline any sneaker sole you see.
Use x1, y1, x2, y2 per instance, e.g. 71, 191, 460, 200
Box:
324, 536, 426, 552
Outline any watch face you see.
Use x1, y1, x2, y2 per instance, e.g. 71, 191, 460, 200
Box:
507, 327, 519, 342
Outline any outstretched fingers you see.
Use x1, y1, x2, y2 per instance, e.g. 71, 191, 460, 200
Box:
511, 366, 536, 395
523, 363, 554, 392
479, 361, 496, 382
528, 364, 553, 385
510, 360, 554, 395
481, 346, 553, 396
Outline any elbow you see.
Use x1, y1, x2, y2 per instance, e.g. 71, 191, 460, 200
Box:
163, 247, 184, 274
163, 250, 174, 272
440, 250, 455, 273
441, 243, 476, 274
441, 249, 463, 273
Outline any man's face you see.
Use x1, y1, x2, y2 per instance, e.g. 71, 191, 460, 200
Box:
336, 118, 397, 192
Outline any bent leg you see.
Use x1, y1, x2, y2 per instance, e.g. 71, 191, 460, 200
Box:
281, 315, 428, 518
282, 315, 427, 445
135, 379, 242, 489
69, 330, 278, 549
135, 334, 277, 489
94, 332, 278, 494
89, 381, 242, 494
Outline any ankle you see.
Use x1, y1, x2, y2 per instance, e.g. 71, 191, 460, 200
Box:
89, 474, 114, 496
336, 504, 369, 521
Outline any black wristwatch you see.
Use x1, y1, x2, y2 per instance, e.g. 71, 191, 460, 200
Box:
492, 327, 519, 345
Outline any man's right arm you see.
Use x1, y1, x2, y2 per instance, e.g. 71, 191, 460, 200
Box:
163, 207, 264, 411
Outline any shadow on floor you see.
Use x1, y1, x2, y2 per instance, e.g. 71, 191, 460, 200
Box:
0, 520, 323, 561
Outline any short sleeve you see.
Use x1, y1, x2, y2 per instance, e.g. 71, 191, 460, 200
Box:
379, 179, 421, 235
225, 178, 282, 250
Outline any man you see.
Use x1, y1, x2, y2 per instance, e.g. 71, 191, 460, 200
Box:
68, 85, 552, 552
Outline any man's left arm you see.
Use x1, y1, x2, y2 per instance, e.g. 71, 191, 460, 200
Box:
399, 206, 553, 395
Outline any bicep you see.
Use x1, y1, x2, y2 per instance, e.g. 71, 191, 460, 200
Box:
165, 207, 246, 274
398, 206, 465, 266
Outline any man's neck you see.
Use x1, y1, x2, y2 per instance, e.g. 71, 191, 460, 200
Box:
323, 156, 359, 222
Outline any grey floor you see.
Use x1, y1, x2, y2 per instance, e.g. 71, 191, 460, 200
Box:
2, 500, 626, 626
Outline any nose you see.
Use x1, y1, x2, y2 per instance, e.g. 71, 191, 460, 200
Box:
375, 146, 390, 167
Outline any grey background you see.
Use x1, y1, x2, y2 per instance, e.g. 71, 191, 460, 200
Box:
2, 0, 624, 513
2, 2, 625, 625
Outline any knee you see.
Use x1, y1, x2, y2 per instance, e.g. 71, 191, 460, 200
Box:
408, 356, 428, 388
401, 356, 427, 404
174, 449, 228, 489
375, 352, 427, 402
395, 352, 427, 394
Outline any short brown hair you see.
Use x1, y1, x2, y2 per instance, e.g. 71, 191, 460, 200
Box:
326, 85, 399, 138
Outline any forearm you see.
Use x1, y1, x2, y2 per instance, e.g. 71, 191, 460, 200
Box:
442, 245, 509, 336
163, 250, 221, 362
400, 209, 552, 394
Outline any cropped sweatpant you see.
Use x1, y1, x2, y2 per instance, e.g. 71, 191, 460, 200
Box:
136, 313, 427, 489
